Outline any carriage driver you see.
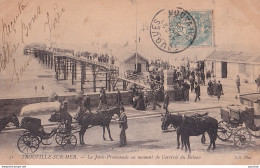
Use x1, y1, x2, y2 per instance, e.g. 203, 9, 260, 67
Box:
97, 87, 108, 112
60, 100, 72, 132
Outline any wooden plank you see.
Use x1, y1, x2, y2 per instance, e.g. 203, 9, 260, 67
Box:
116, 76, 150, 89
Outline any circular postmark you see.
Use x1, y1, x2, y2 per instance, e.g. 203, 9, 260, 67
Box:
150, 7, 197, 54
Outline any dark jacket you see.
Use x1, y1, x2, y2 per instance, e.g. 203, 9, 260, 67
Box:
206, 72, 211, 79
208, 81, 213, 87
183, 83, 190, 90
201, 72, 205, 80
217, 83, 223, 93
164, 93, 169, 105
84, 96, 91, 108
119, 113, 128, 129
195, 85, 200, 96
100, 92, 107, 104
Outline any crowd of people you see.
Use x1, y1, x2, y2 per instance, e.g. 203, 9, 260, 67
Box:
149, 59, 170, 71
128, 61, 225, 112
47, 47, 117, 65
170, 65, 205, 101
167, 63, 226, 102
207, 79, 223, 100
52, 47, 75, 55
76, 51, 115, 65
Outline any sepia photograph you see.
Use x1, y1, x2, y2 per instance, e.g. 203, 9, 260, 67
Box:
0, 0, 259, 166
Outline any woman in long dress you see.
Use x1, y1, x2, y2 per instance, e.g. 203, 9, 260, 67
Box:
136, 92, 146, 111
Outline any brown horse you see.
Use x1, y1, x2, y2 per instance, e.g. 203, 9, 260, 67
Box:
161, 113, 218, 153
0, 113, 20, 133
78, 107, 121, 145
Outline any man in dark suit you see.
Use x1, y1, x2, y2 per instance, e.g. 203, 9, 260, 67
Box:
195, 82, 201, 102
97, 87, 108, 112
118, 110, 128, 147
217, 80, 223, 101
83, 94, 92, 114
163, 91, 169, 114
208, 80, 213, 96
60, 100, 72, 132
152, 89, 161, 110
236, 75, 241, 93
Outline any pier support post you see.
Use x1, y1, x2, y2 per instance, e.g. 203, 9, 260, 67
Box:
81, 62, 86, 91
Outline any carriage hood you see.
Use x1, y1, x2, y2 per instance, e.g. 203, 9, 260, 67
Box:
20, 101, 61, 117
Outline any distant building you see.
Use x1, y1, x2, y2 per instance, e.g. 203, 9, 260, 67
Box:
205, 51, 260, 83
121, 53, 148, 74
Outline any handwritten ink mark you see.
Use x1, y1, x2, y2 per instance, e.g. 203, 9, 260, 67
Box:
0, 42, 20, 72
1, 0, 28, 43
9, 55, 33, 87
21, 6, 41, 43
44, 3, 65, 40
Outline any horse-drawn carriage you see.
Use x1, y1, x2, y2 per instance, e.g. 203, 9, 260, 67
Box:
17, 99, 122, 153
217, 93, 260, 147
17, 101, 77, 154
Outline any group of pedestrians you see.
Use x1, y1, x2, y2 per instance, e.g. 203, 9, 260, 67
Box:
132, 89, 147, 111
77, 52, 115, 65
207, 79, 224, 100
173, 80, 190, 101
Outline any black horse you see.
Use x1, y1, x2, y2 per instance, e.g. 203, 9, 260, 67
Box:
78, 107, 121, 145
0, 113, 20, 133
161, 113, 218, 153
161, 113, 206, 145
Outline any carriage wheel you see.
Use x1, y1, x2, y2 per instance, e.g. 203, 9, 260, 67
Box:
55, 132, 67, 146
61, 134, 77, 150
17, 134, 40, 154
217, 121, 232, 141
248, 129, 260, 138
234, 127, 251, 147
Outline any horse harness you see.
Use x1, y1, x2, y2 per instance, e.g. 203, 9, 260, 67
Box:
183, 112, 208, 132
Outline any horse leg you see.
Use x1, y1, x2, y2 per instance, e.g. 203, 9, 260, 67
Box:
201, 133, 206, 144
181, 134, 184, 150
79, 128, 83, 145
79, 127, 87, 145
207, 132, 213, 151
212, 139, 216, 150
183, 135, 188, 152
102, 126, 106, 140
107, 125, 113, 141
81, 127, 88, 145
176, 128, 180, 149
186, 136, 191, 154
212, 130, 217, 150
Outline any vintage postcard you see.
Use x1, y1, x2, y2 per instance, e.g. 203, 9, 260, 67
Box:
0, 0, 260, 166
